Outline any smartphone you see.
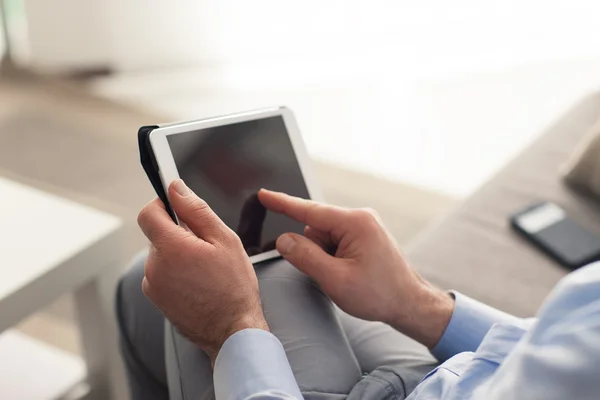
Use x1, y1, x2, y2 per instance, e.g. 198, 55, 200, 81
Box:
510, 202, 600, 270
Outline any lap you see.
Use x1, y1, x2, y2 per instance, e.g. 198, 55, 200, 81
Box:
116, 250, 169, 400
167, 258, 362, 400
338, 313, 437, 395
118, 254, 437, 400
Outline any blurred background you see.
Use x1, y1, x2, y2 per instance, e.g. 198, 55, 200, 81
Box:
2, 0, 600, 398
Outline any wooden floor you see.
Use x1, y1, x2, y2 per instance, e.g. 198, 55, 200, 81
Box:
0, 70, 456, 355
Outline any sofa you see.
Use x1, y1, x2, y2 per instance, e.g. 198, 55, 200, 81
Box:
407, 93, 600, 317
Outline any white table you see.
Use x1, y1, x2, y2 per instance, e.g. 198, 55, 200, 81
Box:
0, 177, 126, 399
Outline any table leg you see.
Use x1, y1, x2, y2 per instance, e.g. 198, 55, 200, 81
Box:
74, 266, 128, 400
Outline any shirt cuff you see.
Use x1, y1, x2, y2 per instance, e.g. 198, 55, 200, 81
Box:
214, 329, 303, 400
431, 291, 520, 362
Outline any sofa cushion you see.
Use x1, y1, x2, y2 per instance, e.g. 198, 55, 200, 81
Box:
563, 120, 600, 200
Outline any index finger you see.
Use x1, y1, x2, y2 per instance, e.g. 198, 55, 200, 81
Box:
137, 198, 195, 245
258, 189, 346, 232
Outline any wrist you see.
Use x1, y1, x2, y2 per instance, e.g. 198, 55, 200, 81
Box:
204, 313, 270, 366
390, 279, 455, 349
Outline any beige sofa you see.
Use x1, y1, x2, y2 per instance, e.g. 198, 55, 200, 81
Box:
407, 94, 600, 317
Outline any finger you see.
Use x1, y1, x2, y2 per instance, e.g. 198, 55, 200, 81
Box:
276, 233, 341, 285
168, 179, 229, 242
144, 245, 157, 279
258, 189, 347, 233
141, 276, 163, 308
236, 193, 266, 248
141, 276, 152, 298
138, 198, 188, 244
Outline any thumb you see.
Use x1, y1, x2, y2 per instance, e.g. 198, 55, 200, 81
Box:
168, 179, 228, 240
277, 233, 340, 284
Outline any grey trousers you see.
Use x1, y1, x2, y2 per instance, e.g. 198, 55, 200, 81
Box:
116, 252, 438, 400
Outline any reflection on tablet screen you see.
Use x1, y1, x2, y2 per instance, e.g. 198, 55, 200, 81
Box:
166, 116, 310, 256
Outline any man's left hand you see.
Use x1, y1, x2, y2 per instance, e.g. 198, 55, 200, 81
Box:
137, 179, 269, 364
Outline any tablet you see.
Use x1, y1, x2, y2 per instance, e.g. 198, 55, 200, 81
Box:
146, 106, 322, 264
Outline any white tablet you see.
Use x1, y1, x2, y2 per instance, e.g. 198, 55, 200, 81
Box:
148, 106, 323, 264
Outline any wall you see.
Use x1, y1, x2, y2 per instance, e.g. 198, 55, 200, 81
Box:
20, 1, 600, 75
22, 0, 109, 70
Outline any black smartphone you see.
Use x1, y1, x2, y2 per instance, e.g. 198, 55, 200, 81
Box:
510, 202, 600, 270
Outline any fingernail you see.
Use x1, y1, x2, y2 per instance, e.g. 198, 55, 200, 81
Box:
278, 234, 296, 254
173, 179, 191, 197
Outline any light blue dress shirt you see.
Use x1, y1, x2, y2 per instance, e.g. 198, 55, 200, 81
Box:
214, 262, 600, 400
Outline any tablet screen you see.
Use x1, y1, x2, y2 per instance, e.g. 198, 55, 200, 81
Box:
166, 115, 310, 256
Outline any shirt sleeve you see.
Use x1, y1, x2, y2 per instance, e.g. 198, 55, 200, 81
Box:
409, 262, 600, 400
213, 329, 303, 400
431, 291, 520, 362
474, 262, 600, 399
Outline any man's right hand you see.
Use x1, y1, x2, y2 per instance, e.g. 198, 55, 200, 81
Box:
258, 189, 454, 348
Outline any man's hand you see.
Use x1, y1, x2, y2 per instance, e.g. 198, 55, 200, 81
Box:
138, 180, 269, 364
258, 189, 454, 348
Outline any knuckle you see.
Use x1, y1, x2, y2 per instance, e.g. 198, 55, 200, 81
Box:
188, 196, 210, 215
352, 208, 381, 229
141, 278, 161, 305
141, 280, 152, 298
301, 199, 318, 221
137, 206, 152, 228
303, 225, 314, 238
213, 227, 241, 249
144, 260, 159, 285
354, 208, 376, 221
362, 207, 380, 218
223, 228, 241, 246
